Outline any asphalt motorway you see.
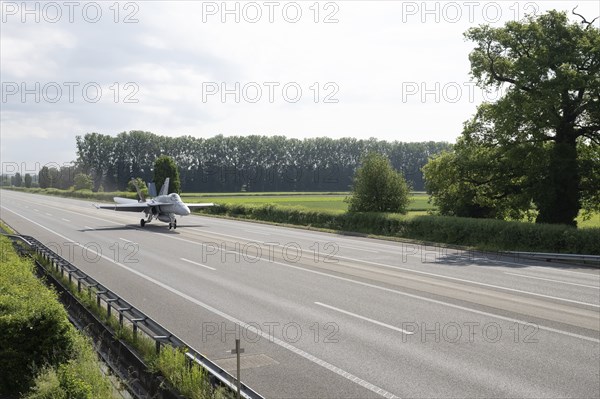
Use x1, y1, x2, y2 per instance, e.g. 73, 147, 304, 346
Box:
1, 189, 599, 399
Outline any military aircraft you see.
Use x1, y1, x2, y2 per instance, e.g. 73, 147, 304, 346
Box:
94, 178, 214, 229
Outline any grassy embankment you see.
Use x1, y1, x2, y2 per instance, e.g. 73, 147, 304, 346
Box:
0, 225, 116, 398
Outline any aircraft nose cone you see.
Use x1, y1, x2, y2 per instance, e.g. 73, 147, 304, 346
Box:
184, 205, 191, 215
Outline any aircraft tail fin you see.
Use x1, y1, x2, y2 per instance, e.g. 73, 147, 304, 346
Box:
158, 177, 170, 196
131, 179, 145, 202
147, 182, 157, 197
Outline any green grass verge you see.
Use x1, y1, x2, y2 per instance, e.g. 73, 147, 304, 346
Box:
0, 235, 115, 398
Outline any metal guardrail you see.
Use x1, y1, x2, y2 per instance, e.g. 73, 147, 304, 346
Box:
7, 234, 264, 399
505, 251, 600, 266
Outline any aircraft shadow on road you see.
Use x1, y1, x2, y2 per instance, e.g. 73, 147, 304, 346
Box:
79, 224, 208, 234
431, 253, 527, 269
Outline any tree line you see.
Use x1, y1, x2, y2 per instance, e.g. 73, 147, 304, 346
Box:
75, 132, 451, 193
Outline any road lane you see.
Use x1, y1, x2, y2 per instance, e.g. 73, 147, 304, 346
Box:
1, 189, 599, 398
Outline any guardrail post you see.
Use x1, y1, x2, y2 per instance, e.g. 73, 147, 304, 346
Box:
132, 318, 146, 343
106, 298, 117, 319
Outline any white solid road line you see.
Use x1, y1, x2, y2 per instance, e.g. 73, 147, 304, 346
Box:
504, 272, 600, 289
315, 302, 414, 335
62, 218, 71, 222
0, 206, 398, 399
180, 257, 217, 271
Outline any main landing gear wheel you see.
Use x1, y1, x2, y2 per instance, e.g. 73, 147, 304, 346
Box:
173, 220, 177, 229
168, 222, 172, 230
140, 219, 146, 227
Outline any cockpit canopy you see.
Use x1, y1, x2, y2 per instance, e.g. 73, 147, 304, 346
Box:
169, 193, 181, 202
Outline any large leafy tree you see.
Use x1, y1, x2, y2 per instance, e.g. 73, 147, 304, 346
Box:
153, 155, 181, 194
346, 152, 410, 213
423, 136, 544, 220
463, 10, 599, 225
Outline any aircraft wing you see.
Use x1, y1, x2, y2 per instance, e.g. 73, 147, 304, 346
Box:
186, 203, 215, 209
94, 201, 171, 212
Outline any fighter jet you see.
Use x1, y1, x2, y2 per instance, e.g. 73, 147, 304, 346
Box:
94, 178, 214, 229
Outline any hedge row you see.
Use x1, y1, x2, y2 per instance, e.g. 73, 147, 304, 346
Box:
0, 236, 113, 397
201, 204, 600, 255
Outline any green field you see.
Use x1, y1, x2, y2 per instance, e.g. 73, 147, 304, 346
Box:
181, 193, 435, 213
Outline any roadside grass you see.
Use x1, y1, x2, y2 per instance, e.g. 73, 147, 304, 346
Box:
182, 193, 435, 212
578, 213, 600, 229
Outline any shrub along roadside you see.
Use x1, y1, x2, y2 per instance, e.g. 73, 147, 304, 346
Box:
201, 204, 600, 255
0, 235, 114, 398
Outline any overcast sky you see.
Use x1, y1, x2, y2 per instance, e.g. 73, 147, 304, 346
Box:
1, 0, 599, 173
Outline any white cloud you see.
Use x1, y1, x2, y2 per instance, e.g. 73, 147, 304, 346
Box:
1, 0, 598, 167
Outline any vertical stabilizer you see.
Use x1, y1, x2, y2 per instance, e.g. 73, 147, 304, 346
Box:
158, 177, 170, 196
147, 182, 157, 197
131, 179, 145, 202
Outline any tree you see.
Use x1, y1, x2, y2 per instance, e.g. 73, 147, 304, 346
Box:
73, 173, 93, 191
346, 152, 410, 213
13, 173, 22, 187
127, 177, 149, 198
423, 138, 540, 220
39, 167, 50, 188
24, 174, 32, 188
463, 10, 600, 225
153, 155, 181, 194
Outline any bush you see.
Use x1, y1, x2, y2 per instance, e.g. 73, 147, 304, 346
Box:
73, 174, 93, 191
0, 237, 76, 395
346, 152, 411, 213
